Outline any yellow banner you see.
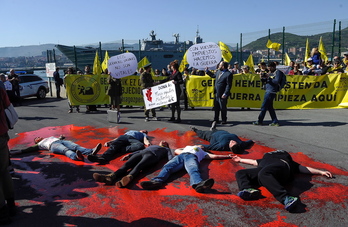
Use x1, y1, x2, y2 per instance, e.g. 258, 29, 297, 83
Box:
186, 73, 348, 109
65, 73, 348, 109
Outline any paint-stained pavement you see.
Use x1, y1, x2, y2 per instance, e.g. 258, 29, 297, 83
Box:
7, 95, 348, 227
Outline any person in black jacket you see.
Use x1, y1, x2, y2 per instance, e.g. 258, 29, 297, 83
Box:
93, 141, 173, 187
205, 61, 233, 125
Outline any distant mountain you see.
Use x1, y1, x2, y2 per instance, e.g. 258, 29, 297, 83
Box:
0, 44, 61, 57
243, 27, 348, 51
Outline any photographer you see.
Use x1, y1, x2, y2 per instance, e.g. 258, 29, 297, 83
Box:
253, 62, 283, 126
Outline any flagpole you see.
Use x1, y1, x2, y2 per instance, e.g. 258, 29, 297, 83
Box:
268, 29, 270, 62
240, 33, 243, 64
338, 21, 341, 58
282, 27, 285, 65
331, 19, 336, 61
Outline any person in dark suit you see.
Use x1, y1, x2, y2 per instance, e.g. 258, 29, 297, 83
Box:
206, 61, 233, 125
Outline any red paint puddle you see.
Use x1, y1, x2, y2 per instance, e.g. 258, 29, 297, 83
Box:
9, 125, 348, 226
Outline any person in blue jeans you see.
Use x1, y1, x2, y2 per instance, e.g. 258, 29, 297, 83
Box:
253, 62, 283, 126
87, 130, 151, 164
140, 145, 233, 193
14, 135, 101, 161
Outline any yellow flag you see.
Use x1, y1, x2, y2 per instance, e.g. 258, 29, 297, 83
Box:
305, 38, 310, 63
93, 51, 102, 75
138, 56, 154, 76
179, 51, 188, 72
284, 53, 291, 66
245, 54, 255, 73
319, 36, 328, 63
101, 50, 110, 72
266, 39, 281, 51
218, 41, 232, 63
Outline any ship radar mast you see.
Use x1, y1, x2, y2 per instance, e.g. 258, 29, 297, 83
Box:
195, 26, 203, 44
173, 33, 180, 44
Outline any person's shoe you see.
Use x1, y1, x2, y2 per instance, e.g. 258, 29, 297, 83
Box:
189, 125, 197, 132
152, 117, 158, 121
173, 118, 181, 123
194, 178, 215, 193
87, 155, 108, 164
284, 196, 299, 211
145, 117, 149, 122
269, 122, 280, 126
92, 143, 102, 155
116, 175, 133, 188
68, 109, 72, 113
252, 121, 262, 126
117, 111, 121, 123
210, 121, 217, 131
76, 108, 80, 113
221, 121, 228, 125
93, 172, 117, 185
168, 117, 175, 121
140, 180, 163, 190
75, 150, 84, 161
237, 188, 261, 200
93, 173, 107, 183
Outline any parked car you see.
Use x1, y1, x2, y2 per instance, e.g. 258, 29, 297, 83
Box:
18, 74, 49, 99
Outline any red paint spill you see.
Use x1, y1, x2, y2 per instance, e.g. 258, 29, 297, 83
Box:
9, 125, 348, 226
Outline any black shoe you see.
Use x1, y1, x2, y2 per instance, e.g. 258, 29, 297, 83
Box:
193, 179, 215, 193
140, 181, 163, 190
87, 155, 108, 164
173, 118, 181, 123
76, 150, 84, 161
189, 125, 197, 132
168, 117, 175, 121
92, 143, 102, 155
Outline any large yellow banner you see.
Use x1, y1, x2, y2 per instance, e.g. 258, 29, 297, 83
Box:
65, 73, 348, 109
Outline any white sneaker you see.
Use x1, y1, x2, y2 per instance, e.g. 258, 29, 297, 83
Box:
145, 117, 149, 122
152, 117, 158, 121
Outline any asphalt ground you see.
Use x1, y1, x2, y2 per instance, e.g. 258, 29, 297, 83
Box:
6, 90, 348, 227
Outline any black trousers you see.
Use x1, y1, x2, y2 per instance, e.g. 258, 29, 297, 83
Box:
235, 160, 291, 203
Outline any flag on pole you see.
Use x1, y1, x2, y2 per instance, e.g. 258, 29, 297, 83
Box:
319, 36, 328, 63
266, 39, 281, 51
138, 56, 154, 76
93, 51, 102, 75
244, 54, 255, 73
284, 53, 291, 66
179, 51, 188, 72
101, 50, 110, 72
218, 41, 232, 63
305, 38, 310, 63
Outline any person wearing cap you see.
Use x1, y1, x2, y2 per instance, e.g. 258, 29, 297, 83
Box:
189, 125, 254, 154
231, 150, 333, 212
231, 62, 242, 74
11, 135, 102, 161
327, 60, 344, 74
140, 145, 233, 193
302, 58, 316, 75
205, 61, 233, 125
93, 141, 173, 187
87, 130, 151, 164
140, 63, 157, 122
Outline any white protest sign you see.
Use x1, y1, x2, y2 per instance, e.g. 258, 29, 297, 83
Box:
186, 42, 221, 70
108, 53, 138, 78
45, 63, 56, 78
142, 81, 177, 109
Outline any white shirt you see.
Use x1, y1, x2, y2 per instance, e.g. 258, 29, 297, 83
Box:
182, 145, 207, 162
38, 136, 60, 150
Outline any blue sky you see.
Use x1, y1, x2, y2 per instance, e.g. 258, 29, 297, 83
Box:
0, 0, 347, 48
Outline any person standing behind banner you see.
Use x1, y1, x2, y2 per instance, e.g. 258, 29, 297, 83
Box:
64, 67, 80, 113
205, 61, 233, 126
161, 60, 183, 123
0, 87, 16, 224
140, 63, 157, 122
107, 70, 122, 122
253, 62, 283, 126
53, 67, 62, 98
84, 65, 98, 113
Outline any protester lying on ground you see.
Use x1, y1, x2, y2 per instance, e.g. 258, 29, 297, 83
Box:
11, 135, 101, 161
93, 141, 173, 187
231, 150, 333, 212
190, 125, 254, 154
87, 130, 151, 164
140, 145, 233, 193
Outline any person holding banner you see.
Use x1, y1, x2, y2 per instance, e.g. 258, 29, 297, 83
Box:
205, 61, 233, 125
140, 63, 157, 122
253, 62, 282, 126
162, 60, 183, 123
